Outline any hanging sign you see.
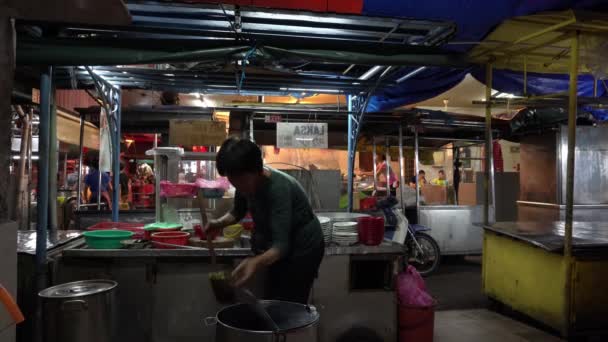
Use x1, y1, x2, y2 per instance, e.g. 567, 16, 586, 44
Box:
264, 115, 282, 123
276, 122, 328, 149
169, 120, 227, 147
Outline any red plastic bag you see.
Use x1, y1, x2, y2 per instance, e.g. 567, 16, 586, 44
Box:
397, 265, 434, 307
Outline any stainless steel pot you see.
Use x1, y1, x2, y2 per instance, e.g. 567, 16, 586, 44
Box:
206, 300, 319, 342
39, 280, 117, 342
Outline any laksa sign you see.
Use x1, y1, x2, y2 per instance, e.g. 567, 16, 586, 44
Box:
276, 122, 328, 149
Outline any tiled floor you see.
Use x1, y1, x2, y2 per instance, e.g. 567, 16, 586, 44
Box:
434, 309, 563, 342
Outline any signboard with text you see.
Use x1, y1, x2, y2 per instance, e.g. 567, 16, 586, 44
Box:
276, 122, 328, 149
169, 120, 227, 147
264, 115, 282, 123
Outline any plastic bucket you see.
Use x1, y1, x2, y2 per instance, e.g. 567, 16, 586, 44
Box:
358, 217, 385, 246
151, 231, 190, 249
398, 303, 435, 342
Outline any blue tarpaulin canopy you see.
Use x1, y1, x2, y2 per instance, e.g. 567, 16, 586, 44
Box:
361, 0, 608, 112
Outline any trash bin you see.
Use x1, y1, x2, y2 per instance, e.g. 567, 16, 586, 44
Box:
39, 280, 117, 342
398, 302, 436, 342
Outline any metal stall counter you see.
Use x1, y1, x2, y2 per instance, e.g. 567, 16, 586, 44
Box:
54, 239, 404, 342
483, 221, 608, 337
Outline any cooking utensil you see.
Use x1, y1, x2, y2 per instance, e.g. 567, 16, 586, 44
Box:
39, 280, 117, 342
238, 288, 280, 332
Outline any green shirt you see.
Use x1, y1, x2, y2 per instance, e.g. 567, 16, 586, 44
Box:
231, 168, 323, 259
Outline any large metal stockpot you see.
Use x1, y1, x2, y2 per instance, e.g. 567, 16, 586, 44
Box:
39, 280, 117, 342
207, 300, 319, 342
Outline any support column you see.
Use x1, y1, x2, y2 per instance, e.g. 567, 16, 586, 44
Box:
37, 67, 52, 290
484, 62, 493, 225
564, 32, 579, 259
112, 89, 122, 221
372, 139, 377, 192
398, 126, 406, 208
77, 114, 85, 209
347, 95, 355, 212
0, 17, 15, 221
563, 30, 579, 338
414, 128, 420, 220
49, 89, 58, 230
385, 137, 390, 198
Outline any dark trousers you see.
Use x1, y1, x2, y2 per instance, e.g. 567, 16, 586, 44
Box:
265, 244, 324, 304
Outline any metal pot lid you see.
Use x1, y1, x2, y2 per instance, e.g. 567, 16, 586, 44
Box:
39, 280, 117, 299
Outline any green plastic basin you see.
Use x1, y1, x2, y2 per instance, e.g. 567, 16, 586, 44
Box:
83, 230, 134, 249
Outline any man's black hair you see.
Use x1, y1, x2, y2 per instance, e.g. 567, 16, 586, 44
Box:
438, 169, 445, 174
216, 137, 263, 177
419, 170, 426, 175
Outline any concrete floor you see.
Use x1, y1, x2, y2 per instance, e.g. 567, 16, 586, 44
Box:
424, 256, 564, 341
434, 310, 563, 342
425, 256, 488, 310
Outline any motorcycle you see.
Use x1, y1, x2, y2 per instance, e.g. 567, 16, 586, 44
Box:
406, 223, 441, 276
377, 197, 441, 276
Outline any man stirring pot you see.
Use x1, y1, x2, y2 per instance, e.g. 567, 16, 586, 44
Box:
206, 138, 324, 304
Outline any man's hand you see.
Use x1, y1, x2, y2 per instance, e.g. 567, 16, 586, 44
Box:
231, 257, 260, 287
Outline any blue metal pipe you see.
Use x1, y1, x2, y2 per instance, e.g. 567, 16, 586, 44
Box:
36, 67, 52, 288
111, 89, 122, 221
347, 95, 354, 212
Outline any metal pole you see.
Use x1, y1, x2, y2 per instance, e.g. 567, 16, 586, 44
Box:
249, 114, 255, 142
372, 139, 377, 192
414, 128, 420, 220
77, 114, 84, 209
63, 153, 68, 189
111, 89, 121, 221
593, 75, 598, 98
97, 109, 103, 210
484, 62, 493, 225
346, 95, 355, 212
398, 125, 406, 208
523, 55, 528, 96
563, 30, 579, 337
36, 66, 51, 291
49, 89, 58, 230
154, 134, 161, 222
565, 33, 579, 260
27, 109, 33, 229
385, 137, 390, 198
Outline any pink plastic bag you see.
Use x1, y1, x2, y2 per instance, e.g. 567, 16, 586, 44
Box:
159, 181, 197, 198
195, 177, 231, 190
397, 265, 434, 307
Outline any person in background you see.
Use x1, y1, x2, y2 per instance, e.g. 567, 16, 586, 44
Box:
83, 158, 112, 207
409, 170, 427, 189
206, 137, 324, 304
431, 170, 448, 186
119, 162, 133, 210
375, 155, 399, 196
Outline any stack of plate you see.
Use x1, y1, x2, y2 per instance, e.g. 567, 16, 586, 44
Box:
332, 222, 359, 246
317, 216, 332, 243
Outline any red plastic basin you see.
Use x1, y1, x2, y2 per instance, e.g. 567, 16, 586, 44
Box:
151, 231, 190, 249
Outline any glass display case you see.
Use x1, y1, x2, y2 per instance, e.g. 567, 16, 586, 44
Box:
145, 147, 231, 231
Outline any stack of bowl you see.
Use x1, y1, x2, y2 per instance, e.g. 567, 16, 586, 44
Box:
317, 216, 332, 244
332, 221, 359, 246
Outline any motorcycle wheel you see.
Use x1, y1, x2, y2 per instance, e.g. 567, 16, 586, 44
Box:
409, 232, 441, 276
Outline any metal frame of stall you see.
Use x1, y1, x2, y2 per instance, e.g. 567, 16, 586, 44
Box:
470, 11, 608, 337
21, 5, 464, 342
